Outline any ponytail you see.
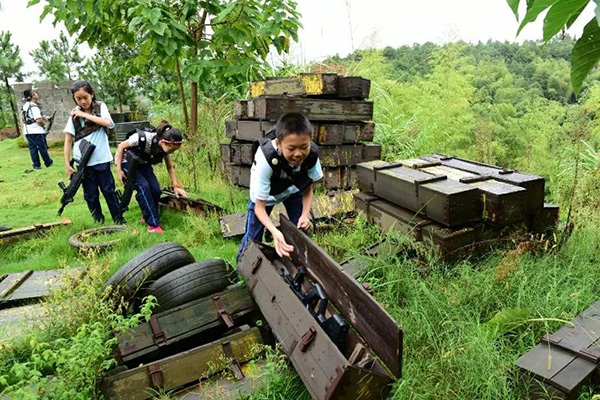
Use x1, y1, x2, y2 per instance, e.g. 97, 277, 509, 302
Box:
156, 120, 183, 144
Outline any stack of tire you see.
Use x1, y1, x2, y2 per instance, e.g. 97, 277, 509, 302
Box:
104, 242, 231, 313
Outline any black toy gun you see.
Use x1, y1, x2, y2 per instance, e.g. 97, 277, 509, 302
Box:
280, 266, 349, 352
58, 139, 96, 216
44, 110, 57, 135
116, 153, 141, 213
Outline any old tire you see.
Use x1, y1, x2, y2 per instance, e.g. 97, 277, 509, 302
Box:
68, 225, 130, 251
104, 242, 195, 304
139, 259, 231, 313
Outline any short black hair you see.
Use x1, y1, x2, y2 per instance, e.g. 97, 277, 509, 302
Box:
71, 80, 96, 104
275, 112, 312, 140
23, 89, 34, 100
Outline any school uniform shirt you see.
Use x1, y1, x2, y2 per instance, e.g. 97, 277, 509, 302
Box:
22, 102, 45, 134
250, 139, 323, 206
64, 102, 114, 167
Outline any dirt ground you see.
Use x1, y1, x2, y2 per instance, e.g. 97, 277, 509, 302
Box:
0, 127, 18, 141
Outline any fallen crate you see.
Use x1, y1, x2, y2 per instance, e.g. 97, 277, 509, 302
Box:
116, 284, 256, 366
237, 215, 402, 400
0, 218, 71, 246
0, 268, 86, 309
103, 325, 264, 400
219, 191, 356, 238
249, 73, 371, 99
516, 301, 600, 399
158, 189, 223, 215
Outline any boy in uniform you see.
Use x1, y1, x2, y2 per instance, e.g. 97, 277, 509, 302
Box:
237, 112, 323, 261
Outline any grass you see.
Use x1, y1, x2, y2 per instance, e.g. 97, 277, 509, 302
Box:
2, 129, 600, 399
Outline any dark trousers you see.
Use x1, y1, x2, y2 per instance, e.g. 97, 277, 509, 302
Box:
123, 156, 162, 227
26, 134, 53, 168
81, 162, 124, 223
236, 190, 304, 263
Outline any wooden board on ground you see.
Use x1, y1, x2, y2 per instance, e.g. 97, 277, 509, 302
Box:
238, 241, 397, 400
0, 267, 86, 308
0, 218, 71, 247
235, 98, 374, 122
219, 191, 356, 238
340, 240, 407, 277
116, 284, 256, 366
250, 73, 371, 99
103, 326, 264, 400
158, 189, 223, 215
225, 120, 375, 145
516, 301, 600, 399
357, 160, 482, 227
0, 303, 47, 343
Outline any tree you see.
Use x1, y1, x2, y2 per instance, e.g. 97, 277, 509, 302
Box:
30, 0, 301, 135
0, 31, 25, 135
30, 31, 84, 83
79, 46, 137, 112
507, 0, 600, 94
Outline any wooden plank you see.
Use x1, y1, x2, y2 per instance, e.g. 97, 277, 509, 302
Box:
116, 284, 256, 365
279, 216, 403, 378
424, 154, 545, 213
530, 203, 559, 233
219, 191, 356, 238
158, 190, 223, 215
0, 271, 33, 299
250, 74, 370, 99
103, 327, 263, 400
0, 218, 72, 246
235, 98, 374, 122
6, 268, 86, 303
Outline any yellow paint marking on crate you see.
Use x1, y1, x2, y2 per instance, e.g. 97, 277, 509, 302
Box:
250, 81, 266, 98
302, 73, 324, 95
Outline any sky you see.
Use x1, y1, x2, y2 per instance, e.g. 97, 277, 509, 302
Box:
1, 0, 596, 80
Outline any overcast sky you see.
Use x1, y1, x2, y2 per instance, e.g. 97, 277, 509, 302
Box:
1, 0, 595, 80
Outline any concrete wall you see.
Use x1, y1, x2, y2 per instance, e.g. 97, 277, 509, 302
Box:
12, 80, 75, 140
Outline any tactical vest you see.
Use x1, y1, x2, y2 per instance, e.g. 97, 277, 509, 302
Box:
73, 102, 104, 142
127, 129, 167, 165
22, 103, 38, 125
254, 134, 319, 196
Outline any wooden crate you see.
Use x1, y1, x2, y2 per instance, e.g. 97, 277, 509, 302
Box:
158, 189, 223, 215
221, 142, 381, 167
238, 216, 402, 399
223, 164, 251, 188
116, 284, 256, 366
357, 161, 482, 227
103, 326, 263, 400
423, 154, 545, 214
225, 120, 375, 145
530, 203, 559, 234
516, 301, 600, 399
249, 73, 370, 99
235, 98, 373, 121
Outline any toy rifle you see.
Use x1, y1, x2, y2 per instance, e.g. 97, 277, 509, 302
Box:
58, 139, 96, 216
44, 110, 57, 135
280, 266, 349, 352
116, 153, 141, 213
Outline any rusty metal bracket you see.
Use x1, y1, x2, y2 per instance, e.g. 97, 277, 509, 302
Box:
299, 326, 317, 352
213, 295, 235, 328
251, 256, 262, 274
222, 341, 245, 380
542, 333, 600, 364
149, 315, 167, 347
148, 363, 164, 389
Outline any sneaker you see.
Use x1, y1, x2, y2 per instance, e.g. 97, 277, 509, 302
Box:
147, 225, 164, 233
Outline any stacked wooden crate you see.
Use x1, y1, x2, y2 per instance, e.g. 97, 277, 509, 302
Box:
221, 73, 381, 190
355, 154, 559, 261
